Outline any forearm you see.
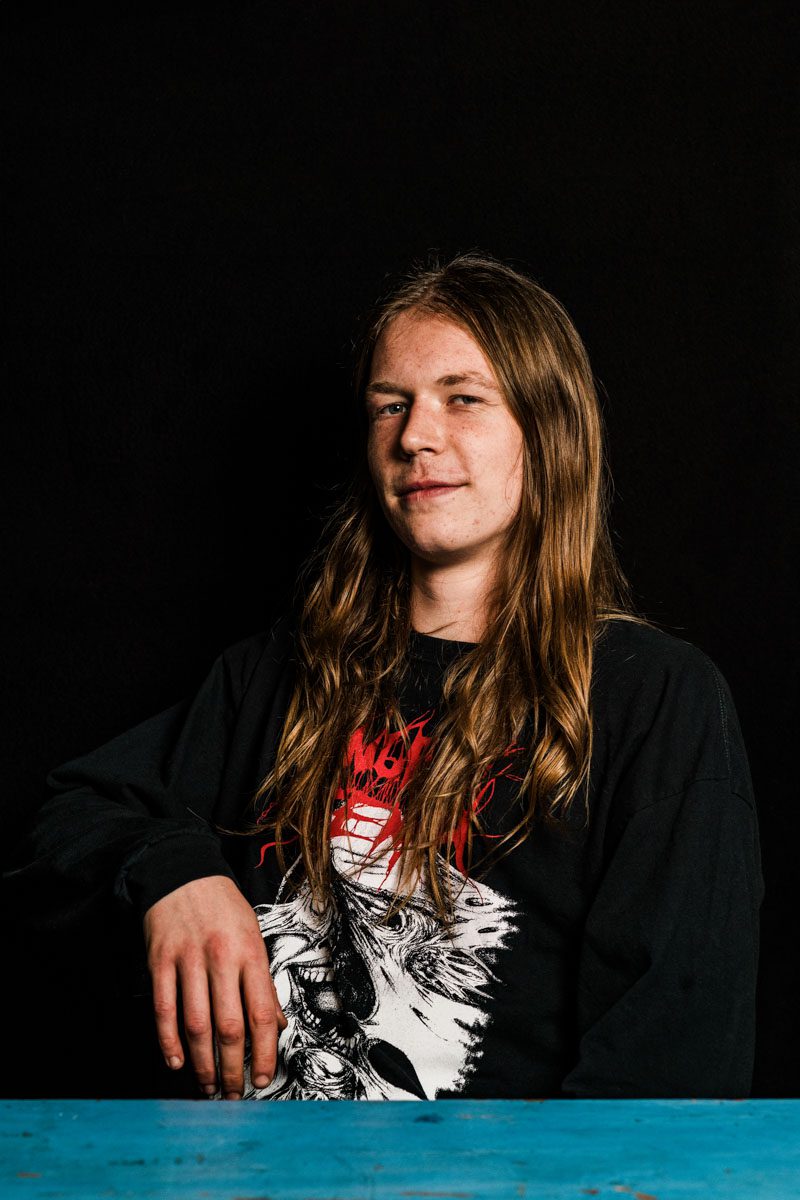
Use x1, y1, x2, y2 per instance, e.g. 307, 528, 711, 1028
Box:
5, 788, 237, 933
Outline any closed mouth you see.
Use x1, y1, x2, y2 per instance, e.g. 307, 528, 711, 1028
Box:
399, 483, 463, 496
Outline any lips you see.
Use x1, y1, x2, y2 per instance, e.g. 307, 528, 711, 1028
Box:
398, 481, 463, 496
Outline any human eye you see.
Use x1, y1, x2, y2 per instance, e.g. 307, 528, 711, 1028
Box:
451, 394, 483, 406
372, 401, 408, 419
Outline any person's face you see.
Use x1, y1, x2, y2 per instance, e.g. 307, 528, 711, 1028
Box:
365, 311, 525, 571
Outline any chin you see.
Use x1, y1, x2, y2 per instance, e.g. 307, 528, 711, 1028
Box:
387, 519, 482, 563
408, 542, 477, 565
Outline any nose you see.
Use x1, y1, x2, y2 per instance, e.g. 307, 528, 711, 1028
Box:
398, 397, 445, 457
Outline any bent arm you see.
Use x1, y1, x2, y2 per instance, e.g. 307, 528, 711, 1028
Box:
4, 639, 263, 939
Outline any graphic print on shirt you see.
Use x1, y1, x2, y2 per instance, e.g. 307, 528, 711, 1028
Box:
238, 708, 526, 1101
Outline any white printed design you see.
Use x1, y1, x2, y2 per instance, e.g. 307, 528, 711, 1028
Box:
237, 713, 525, 1100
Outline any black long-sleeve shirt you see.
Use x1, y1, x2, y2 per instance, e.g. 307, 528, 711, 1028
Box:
4, 615, 764, 1099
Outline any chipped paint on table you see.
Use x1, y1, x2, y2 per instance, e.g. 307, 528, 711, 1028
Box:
1, 1098, 798, 1198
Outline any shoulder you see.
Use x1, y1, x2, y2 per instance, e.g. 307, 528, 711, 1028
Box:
590, 617, 752, 807
217, 612, 297, 705
593, 616, 726, 701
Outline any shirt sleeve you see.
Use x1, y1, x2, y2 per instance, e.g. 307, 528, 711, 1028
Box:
4, 634, 269, 939
559, 656, 765, 1099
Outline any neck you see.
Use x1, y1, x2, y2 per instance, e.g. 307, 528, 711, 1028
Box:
409, 556, 496, 642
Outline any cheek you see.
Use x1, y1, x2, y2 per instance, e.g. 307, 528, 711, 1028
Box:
511, 442, 525, 490
365, 433, 382, 482
366, 435, 395, 508
367, 432, 388, 482
497, 431, 525, 509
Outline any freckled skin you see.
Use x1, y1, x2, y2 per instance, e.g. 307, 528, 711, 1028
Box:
366, 312, 525, 576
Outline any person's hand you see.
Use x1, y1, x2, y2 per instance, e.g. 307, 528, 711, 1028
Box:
143, 874, 288, 1100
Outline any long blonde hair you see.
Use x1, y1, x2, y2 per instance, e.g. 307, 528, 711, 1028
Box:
223, 251, 660, 928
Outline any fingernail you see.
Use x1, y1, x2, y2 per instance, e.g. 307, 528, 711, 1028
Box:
167, 1056, 182, 1069
202, 1084, 217, 1095
253, 1075, 270, 1087
224, 1092, 242, 1101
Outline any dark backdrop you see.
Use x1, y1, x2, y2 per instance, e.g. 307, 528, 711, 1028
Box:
3, 2, 796, 1097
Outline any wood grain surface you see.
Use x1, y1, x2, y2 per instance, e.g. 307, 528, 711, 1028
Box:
2, 1098, 798, 1198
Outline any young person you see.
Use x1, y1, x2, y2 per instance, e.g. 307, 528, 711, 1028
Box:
5, 252, 764, 1102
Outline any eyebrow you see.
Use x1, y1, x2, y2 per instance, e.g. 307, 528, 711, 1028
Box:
365, 371, 501, 398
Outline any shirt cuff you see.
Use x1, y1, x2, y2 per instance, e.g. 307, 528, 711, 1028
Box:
115, 829, 240, 922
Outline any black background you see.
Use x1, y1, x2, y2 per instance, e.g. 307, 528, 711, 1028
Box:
3, 2, 796, 1097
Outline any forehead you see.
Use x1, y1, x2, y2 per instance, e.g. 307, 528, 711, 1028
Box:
370, 311, 495, 378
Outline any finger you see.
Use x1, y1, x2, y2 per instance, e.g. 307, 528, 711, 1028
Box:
150, 958, 185, 1072
242, 959, 283, 1088
258, 942, 288, 1030
178, 958, 219, 1095
269, 966, 289, 1030
208, 969, 248, 1100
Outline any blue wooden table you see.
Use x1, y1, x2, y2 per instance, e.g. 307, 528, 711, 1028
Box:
2, 1099, 798, 1198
